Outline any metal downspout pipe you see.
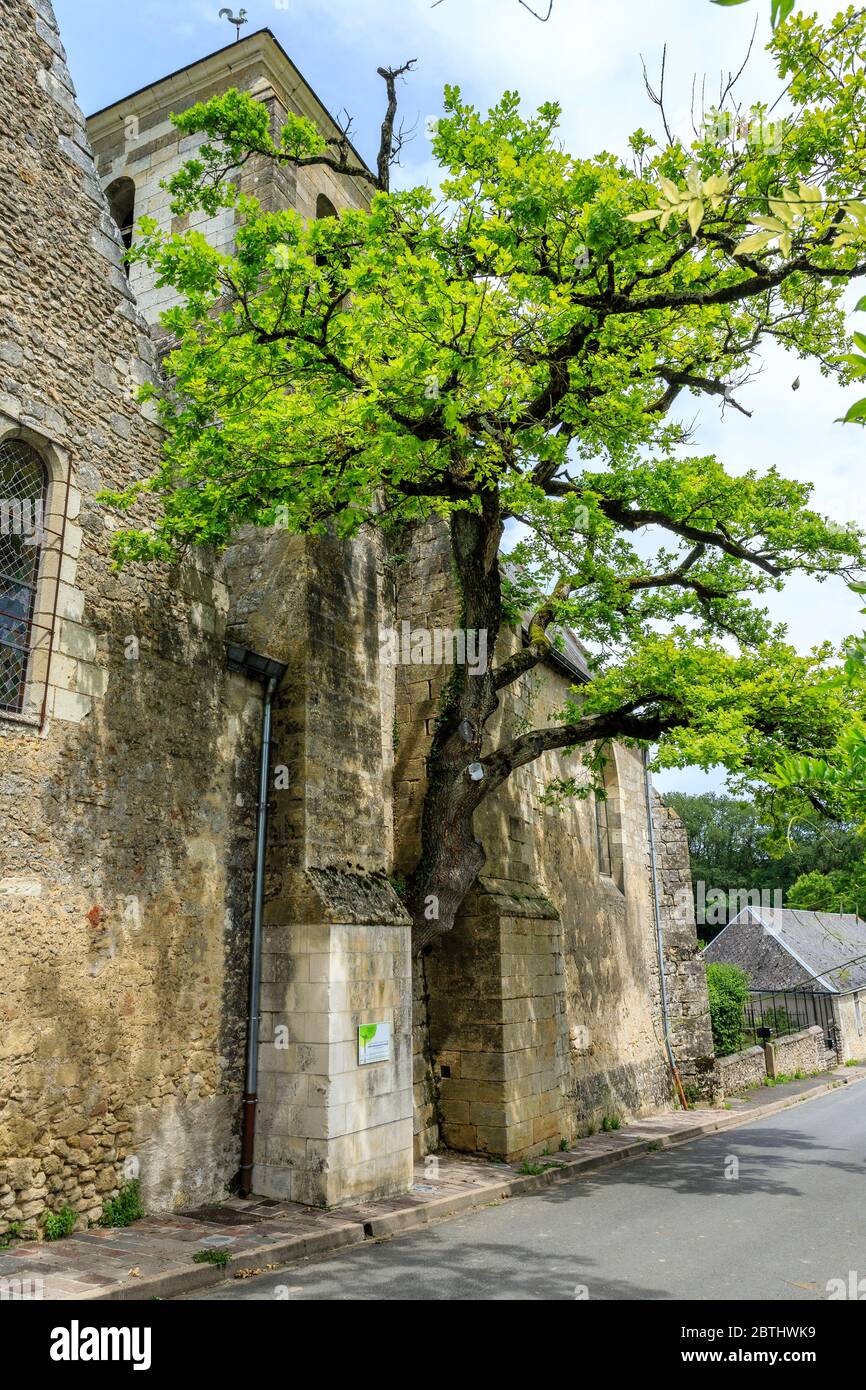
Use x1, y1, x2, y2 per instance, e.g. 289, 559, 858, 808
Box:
644, 748, 690, 1112
239, 672, 279, 1196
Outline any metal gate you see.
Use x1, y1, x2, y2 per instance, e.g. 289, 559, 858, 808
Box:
744, 988, 838, 1052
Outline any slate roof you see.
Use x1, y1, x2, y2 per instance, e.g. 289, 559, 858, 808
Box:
520, 621, 591, 685
705, 907, 866, 994
501, 558, 592, 687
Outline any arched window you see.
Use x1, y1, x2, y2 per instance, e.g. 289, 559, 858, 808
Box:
594, 757, 624, 891
106, 176, 136, 251
315, 193, 338, 269
595, 790, 613, 878
0, 440, 48, 714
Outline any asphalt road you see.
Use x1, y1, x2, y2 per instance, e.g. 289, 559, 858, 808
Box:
185, 1083, 866, 1300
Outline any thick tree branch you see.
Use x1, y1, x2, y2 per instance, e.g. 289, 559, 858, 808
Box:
545, 484, 784, 575
491, 547, 732, 698
491, 571, 579, 691
289, 153, 382, 188
519, 253, 839, 437
569, 254, 866, 317
483, 703, 682, 787
623, 545, 732, 600
648, 369, 753, 418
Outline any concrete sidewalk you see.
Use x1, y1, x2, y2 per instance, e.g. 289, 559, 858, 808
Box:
4, 1064, 864, 1301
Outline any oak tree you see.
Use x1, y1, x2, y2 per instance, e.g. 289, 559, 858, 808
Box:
106, 11, 866, 944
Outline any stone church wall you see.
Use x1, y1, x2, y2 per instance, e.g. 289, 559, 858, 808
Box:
0, 0, 259, 1236
651, 796, 717, 1101
221, 529, 413, 1207
1, 4, 713, 1229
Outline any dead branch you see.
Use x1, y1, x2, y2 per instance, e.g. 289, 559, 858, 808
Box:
432, 0, 553, 15
376, 60, 419, 191
641, 44, 674, 146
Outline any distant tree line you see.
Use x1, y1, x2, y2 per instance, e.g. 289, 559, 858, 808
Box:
665, 792, 866, 936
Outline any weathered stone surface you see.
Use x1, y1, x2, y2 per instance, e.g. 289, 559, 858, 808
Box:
423, 881, 569, 1160
715, 1024, 831, 1095
766, 1025, 828, 1078
0, 0, 259, 1230
2, 9, 716, 1226
715, 1045, 768, 1093
394, 518, 715, 1156
651, 796, 717, 1102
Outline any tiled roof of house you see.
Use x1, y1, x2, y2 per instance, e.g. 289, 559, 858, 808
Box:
704, 907, 866, 994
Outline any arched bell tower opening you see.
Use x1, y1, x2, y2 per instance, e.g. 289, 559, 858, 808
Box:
105, 176, 136, 251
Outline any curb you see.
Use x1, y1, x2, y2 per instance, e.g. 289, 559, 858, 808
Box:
80, 1220, 366, 1302
85, 1067, 866, 1301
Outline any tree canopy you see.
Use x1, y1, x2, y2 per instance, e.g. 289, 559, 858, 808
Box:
104, 8, 866, 939
665, 790, 864, 929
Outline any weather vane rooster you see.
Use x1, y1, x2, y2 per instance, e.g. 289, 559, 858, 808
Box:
219, 8, 248, 42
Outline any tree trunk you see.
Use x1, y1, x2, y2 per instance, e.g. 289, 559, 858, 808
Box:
406, 491, 506, 949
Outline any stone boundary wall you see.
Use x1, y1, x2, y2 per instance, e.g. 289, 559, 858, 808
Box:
715, 1044, 769, 1094
716, 1026, 831, 1095
766, 1025, 828, 1079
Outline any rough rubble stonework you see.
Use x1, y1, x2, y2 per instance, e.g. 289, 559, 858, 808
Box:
1, 6, 715, 1227
94, 15, 411, 1211
651, 796, 718, 1102
0, 0, 260, 1236
715, 1026, 831, 1093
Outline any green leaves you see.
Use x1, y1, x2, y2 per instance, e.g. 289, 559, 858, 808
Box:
165, 90, 279, 215
106, 11, 866, 815
710, 0, 796, 28
626, 169, 729, 236
729, 170, 866, 458
767, 578, 866, 833
788, 862, 866, 914
836, 305, 866, 426
733, 184, 825, 258
840, 398, 866, 424
734, 229, 778, 256
770, 0, 797, 26
707, 963, 749, 1058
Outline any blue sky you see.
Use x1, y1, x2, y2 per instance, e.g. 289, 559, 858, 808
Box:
55, 0, 865, 795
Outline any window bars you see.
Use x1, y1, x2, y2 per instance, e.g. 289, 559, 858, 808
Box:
0, 438, 71, 723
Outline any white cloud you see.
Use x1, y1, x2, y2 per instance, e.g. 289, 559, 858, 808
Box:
296, 0, 848, 163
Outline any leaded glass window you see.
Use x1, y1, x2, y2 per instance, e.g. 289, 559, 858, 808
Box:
0, 440, 47, 714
